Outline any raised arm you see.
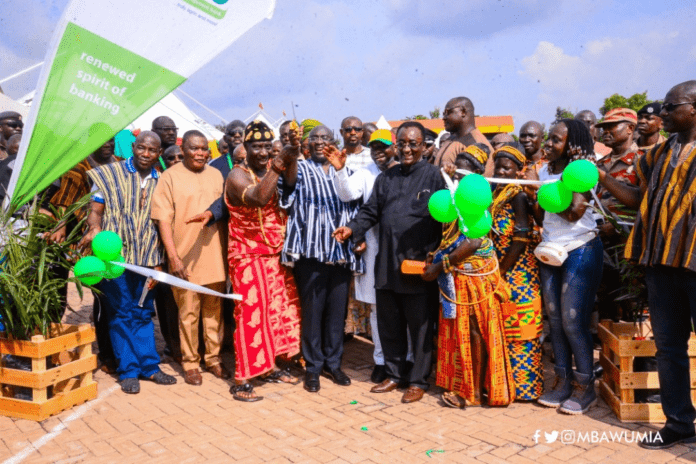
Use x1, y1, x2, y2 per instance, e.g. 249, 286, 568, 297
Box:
597, 169, 642, 210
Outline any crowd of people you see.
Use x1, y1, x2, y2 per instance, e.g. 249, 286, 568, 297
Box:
1, 78, 696, 450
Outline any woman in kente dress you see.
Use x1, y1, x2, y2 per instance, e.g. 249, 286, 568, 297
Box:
490, 144, 543, 401
424, 145, 516, 408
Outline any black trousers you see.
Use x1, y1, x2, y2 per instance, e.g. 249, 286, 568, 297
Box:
376, 289, 435, 390
294, 258, 351, 374
154, 283, 181, 359
92, 283, 115, 364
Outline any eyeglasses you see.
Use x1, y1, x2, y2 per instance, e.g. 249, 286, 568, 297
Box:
155, 126, 178, 133
1, 120, 23, 129
309, 135, 333, 142
662, 101, 695, 112
341, 126, 363, 133
226, 129, 244, 136
443, 106, 464, 116
396, 141, 423, 150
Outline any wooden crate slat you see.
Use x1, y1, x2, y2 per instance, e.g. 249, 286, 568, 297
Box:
35, 328, 96, 358
38, 382, 97, 421
616, 339, 656, 357
599, 352, 619, 391
621, 371, 660, 389
597, 322, 620, 354
0, 396, 42, 421
0, 355, 97, 388
599, 380, 668, 423
0, 324, 95, 358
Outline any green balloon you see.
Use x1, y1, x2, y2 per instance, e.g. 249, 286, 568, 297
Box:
459, 210, 492, 239
455, 173, 492, 216
74, 256, 106, 286
92, 231, 123, 261
428, 189, 457, 223
104, 255, 126, 280
538, 181, 573, 214
562, 159, 599, 193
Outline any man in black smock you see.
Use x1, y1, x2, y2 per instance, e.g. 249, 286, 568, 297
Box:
334, 121, 444, 403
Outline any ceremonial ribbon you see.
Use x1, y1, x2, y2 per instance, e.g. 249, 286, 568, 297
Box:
111, 261, 242, 300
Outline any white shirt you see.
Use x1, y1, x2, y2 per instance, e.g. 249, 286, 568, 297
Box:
538, 163, 597, 245
335, 163, 381, 304
345, 146, 373, 171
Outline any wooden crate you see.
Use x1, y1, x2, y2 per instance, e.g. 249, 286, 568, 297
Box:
598, 320, 696, 423
0, 323, 97, 421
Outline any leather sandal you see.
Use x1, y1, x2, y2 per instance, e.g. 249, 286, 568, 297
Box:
230, 383, 263, 402
442, 391, 466, 409
261, 368, 300, 385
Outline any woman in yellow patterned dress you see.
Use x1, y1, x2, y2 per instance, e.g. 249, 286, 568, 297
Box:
424, 146, 516, 408
490, 145, 543, 401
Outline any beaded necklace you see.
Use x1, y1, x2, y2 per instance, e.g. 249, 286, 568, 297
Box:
241, 165, 282, 248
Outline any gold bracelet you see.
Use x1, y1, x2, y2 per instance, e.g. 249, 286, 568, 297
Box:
241, 185, 252, 205
443, 254, 452, 273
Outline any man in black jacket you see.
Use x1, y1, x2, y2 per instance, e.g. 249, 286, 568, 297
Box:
334, 121, 444, 403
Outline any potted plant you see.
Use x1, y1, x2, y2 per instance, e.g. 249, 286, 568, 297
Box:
0, 194, 98, 421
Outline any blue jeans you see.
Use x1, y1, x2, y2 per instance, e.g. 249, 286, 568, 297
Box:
645, 266, 696, 434
540, 236, 603, 376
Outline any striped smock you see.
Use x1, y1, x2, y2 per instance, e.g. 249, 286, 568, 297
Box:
626, 136, 696, 270
279, 159, 363, 272
87, 158, 163, 267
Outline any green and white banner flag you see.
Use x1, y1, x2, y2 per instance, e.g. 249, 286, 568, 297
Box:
7, 0, 275, 207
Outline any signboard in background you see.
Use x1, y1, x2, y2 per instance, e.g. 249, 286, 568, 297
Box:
7, 0, 276, 207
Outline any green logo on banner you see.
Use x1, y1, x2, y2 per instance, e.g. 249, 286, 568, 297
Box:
183, 0, 228, 19
11, 22, 185, 206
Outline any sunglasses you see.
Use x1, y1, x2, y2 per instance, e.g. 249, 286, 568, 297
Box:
341, 126, 363, 133
226, 129, 244, 136
662, 101, 695, 112
1, 120, 23, 129
155, 126, 178, 132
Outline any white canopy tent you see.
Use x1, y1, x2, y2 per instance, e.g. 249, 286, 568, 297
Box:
243, 108, 285, 139
376, 115, 392, 130
15, 89, 224, 141
127, 91, 224, 141
0, 93, 29, 119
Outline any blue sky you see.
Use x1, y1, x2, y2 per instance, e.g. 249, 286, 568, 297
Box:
2, 0, 695, 133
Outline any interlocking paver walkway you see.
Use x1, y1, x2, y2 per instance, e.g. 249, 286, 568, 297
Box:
1, 283, 695, 463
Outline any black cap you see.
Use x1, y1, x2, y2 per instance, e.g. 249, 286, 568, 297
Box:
637, 102, 662, 116
0, 111, 22, 121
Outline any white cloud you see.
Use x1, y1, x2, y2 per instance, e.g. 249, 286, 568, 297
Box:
519, 20, 696, 121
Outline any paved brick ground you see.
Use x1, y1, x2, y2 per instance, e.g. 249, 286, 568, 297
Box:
1, 283, 695, 463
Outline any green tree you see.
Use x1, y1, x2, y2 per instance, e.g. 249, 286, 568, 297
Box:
404, 114, 427, 120
554, 107, 574, 123
600, 91, 653, 115
429, 106, 441, 119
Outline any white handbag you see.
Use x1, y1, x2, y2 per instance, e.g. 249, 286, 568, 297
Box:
534, 232, 597, 266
